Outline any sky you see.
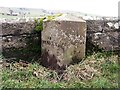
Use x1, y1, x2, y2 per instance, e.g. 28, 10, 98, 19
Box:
0, 0, 120, 17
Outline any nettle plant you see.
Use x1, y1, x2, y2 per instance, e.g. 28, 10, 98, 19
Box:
34, 14, 62, 32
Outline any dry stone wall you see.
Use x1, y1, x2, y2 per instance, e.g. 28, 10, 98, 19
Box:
1, 20, 119, 51
0, 21, 41, 61
0, 18, 119, 68
1, 21, 36, 49
2, 21, 35, 36
86, 20, 119, 51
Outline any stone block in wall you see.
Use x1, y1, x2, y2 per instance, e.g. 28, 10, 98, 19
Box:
2, 34, 40, 60
2, 35, 28, 49
42, 15, 86, 68
2, 34, 39, 49
2, 21, 35, 36
88, 31, 119, 51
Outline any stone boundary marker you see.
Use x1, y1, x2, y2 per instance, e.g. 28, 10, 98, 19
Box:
42, 14, 86, 67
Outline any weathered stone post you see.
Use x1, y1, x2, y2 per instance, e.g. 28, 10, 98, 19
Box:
41, 14, 86, 69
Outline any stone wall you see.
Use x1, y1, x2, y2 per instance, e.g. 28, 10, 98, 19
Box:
2, 21, 35, 36
1, 20, 119, 51
1, 21, 36, 49
0, 19, 119, 68
86, 20, 119, 51
0, 21, 41, 62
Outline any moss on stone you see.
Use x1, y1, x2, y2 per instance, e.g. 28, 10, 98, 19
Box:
34, 14, 62, 32
34, 17, 46, 32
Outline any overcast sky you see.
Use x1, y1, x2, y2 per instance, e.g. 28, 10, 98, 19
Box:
0, 0, 119, 17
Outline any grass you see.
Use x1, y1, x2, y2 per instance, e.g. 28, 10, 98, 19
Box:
1, 51, 119, 88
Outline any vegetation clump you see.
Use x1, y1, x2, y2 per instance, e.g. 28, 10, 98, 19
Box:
34, 14, 62, 32
34, 17, 46, 32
